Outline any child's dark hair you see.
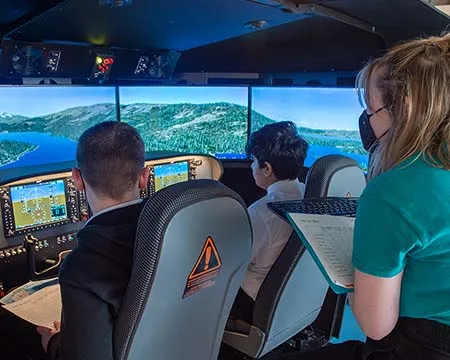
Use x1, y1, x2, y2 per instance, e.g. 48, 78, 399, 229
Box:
246, 121, 309, 180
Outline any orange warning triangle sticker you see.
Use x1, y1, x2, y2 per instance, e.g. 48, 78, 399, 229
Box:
188, 236, 222, 280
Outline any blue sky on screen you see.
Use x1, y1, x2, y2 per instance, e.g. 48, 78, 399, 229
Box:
252, 87, 363, 130
10, 179, 65, 203
0, 86, 116, 117
154, 161, 189, 177
119, 86, 248, 107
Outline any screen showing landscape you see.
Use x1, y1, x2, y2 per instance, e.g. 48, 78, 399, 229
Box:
119, 86, 249, 159
11, 179, 68, 229
0, 86, 117, 169
154, 161, 189, 191
251, 87, 367, 170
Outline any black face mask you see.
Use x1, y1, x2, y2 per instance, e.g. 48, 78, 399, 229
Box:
359, 107, 388, 153
359, 110, 377, 152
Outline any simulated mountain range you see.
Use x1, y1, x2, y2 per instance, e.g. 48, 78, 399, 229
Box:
0, 102, 365, 167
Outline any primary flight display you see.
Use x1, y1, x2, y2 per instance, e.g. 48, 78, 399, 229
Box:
10, 179, 68, 230
154, 161, 189, 192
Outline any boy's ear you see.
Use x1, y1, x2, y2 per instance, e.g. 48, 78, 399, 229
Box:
139, 166, 150, 189
263, 161, 274, 177
72, 168, 85, 192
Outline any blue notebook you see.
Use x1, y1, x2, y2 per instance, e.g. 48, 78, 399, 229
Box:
287, 213, 355, 295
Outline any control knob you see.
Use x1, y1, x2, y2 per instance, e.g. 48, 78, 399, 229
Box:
24, 234, 39, 252
81, 209, 89, 221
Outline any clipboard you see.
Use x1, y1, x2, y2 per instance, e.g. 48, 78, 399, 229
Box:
287, 213, 354, 294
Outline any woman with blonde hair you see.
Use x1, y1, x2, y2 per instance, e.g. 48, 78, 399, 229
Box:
280, 33, 450, 359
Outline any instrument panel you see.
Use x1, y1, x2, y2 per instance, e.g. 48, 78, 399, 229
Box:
0, 177, 89, 239
0, 154, 222, 293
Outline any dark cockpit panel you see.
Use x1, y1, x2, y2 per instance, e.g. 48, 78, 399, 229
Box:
0, 0, 308, 50
0, 0, 448, 79
177, 1, 450, 74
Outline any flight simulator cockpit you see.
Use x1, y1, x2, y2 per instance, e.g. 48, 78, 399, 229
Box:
0, 0, 449, 359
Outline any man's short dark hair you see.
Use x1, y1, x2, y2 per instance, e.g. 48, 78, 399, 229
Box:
76, 121, 145, 199
246, 121, 309, 180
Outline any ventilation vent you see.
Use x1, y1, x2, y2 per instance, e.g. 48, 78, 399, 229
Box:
11, 46, 43, 76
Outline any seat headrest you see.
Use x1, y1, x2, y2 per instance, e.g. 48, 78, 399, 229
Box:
305, 155, 366, 198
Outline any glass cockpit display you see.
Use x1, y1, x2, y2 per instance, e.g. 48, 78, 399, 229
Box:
0, 86, 117, 170
154, 161, 189, 191
119, 86, 249, 160
10, 179, 68, 230
251, 87, 368, 170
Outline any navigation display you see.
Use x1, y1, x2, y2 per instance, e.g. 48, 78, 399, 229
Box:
154, 161, 189, 192
10, 179, 68, 230
251, 87, 368, 170
119, 86, 249, 160
0, 86, 117, 170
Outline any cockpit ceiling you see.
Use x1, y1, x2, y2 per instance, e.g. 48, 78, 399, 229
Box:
178, 17, 386, 73
178, 0, 450, 73
0, 0, 449, 73
0, 0, 311, 51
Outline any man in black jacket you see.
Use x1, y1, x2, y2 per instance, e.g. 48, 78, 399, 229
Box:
36, 121, 149, 360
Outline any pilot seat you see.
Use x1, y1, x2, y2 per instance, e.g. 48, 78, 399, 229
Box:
113, 179, 252, 360
222, 154, 366, 358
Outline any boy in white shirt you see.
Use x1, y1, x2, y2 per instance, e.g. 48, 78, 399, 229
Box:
230, 121, 309, 323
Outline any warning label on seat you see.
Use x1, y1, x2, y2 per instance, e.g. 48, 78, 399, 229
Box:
183, 236, 222, 298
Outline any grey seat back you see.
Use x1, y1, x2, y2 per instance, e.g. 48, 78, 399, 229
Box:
250, 230, 328, 357
114, 179, 252, 360
223, 229, 327, 359
223, 154, 366, 358
305, 154, 367, 340
305, 154, 366, 198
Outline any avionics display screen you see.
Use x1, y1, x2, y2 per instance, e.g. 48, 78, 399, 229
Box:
10, 179, 68, 230
251, 87, 368, 170
154, 161, 189, 192
119, 86, 249, 160
0, 86, 117, 170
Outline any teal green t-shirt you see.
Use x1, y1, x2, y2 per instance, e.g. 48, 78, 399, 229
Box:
352, 156, 450, 326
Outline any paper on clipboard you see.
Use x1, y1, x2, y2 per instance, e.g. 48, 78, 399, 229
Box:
288, 213, 355, 292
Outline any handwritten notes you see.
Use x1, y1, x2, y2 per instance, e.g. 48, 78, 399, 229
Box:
288, 213, 355, 289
